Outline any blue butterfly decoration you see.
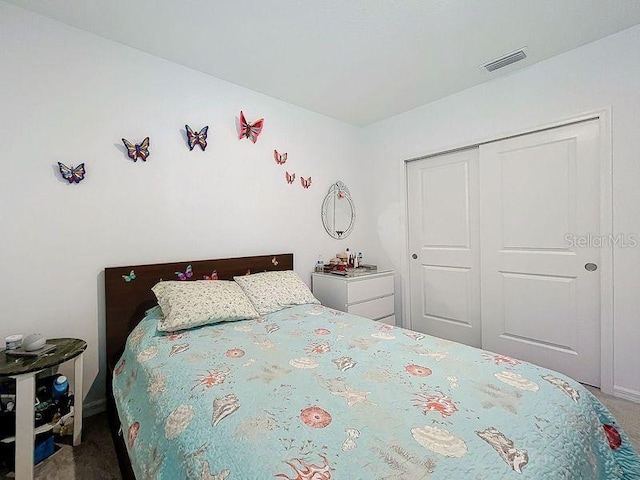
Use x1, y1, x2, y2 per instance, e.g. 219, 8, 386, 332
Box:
122, 270, 136, 282
175, 265, 193, 281
57, 162, 86, 183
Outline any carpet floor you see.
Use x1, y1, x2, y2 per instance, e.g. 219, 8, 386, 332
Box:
2, 389, 638, 479
1, 412, 120, 480
586, 385, 640, 451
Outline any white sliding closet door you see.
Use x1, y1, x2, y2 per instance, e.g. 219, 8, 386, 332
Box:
479, 120, 601, 386
407, 148, 481, 348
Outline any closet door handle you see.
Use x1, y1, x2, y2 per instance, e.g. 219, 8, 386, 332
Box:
412, 254, 418, 259
585, 263, 598, 272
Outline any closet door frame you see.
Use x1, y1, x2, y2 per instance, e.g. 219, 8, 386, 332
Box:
401, 107, 613, 395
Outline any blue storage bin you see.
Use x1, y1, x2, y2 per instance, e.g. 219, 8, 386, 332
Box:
34, 435, 54, 465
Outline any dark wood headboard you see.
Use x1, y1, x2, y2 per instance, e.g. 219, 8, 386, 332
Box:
104, 253, 293, 368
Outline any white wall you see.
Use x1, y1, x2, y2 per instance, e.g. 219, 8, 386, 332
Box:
0, 3, 369, 407
361, 24, 640, 401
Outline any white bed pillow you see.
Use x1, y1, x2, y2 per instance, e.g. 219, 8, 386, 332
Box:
233, 270, 320, 315
152, 280, 259, 332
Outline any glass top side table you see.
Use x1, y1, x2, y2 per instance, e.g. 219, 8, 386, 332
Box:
0, 338, 87, 480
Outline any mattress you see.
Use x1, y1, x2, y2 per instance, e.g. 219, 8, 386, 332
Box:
112, 304, 640, 479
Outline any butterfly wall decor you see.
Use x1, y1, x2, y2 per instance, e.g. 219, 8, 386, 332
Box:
186, 125, 208, 151
274, 150, 287, 165
203, 270, 219, 280
122, 270, 136, 282
301, 176, 312, 189
122, 137, 150, 162
175, 265, 193, 281
238, 111, 264, 143
285, 172, 295, 184
57, 162, 86, 184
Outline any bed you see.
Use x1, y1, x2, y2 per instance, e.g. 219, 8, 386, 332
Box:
105, 254, 640, 480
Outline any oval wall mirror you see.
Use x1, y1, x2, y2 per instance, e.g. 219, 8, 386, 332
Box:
322, 181, 355, 239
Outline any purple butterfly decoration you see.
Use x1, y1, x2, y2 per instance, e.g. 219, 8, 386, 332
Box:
122, 137, 150, 162
57, 162, 86, 183
186, 125, 208, 151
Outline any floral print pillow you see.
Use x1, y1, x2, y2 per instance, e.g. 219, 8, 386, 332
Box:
233, 270, 320, 315
152, 280, 259, 332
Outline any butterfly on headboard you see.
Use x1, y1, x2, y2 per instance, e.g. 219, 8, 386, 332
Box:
122, 270, 136, 282
238, 111, 264, 143
175, 265, 193, 281
186, 125, 208, 151
203, 270, 218, 280
57, 162, 86, 184
122, 137, 150, 162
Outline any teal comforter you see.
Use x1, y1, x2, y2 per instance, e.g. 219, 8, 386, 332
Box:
113, 304, 640, 479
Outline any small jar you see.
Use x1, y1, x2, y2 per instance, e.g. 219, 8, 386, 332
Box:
5, 335, 23, 350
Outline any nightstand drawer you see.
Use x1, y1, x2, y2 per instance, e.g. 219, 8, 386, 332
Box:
347, 275, 394, 303
347, 295, 394, 320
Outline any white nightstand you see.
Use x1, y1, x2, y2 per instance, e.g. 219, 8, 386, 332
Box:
311, 271, 395, 325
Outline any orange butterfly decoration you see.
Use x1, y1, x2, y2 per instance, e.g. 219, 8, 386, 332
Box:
203, 270, 218, 280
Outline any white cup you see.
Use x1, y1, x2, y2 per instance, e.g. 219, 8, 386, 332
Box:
5, 335, 23, 350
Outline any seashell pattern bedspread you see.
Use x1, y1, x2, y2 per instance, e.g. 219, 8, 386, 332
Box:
112, 304, 640, 479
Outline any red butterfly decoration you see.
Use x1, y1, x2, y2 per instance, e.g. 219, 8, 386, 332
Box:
285, 172, 295, 184
301, 176, 312, 189
238, 111, 264, 143
203, 270, 218, 280
274, 150, 287, 165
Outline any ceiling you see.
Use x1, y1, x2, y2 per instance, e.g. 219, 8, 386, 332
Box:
6, 0, 640, 125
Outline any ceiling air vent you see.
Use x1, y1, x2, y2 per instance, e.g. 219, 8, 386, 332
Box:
482, 48, 527, 72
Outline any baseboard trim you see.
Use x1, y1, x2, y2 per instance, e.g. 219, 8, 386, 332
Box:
83, 398, 107, 417
613, 385, 640, 403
